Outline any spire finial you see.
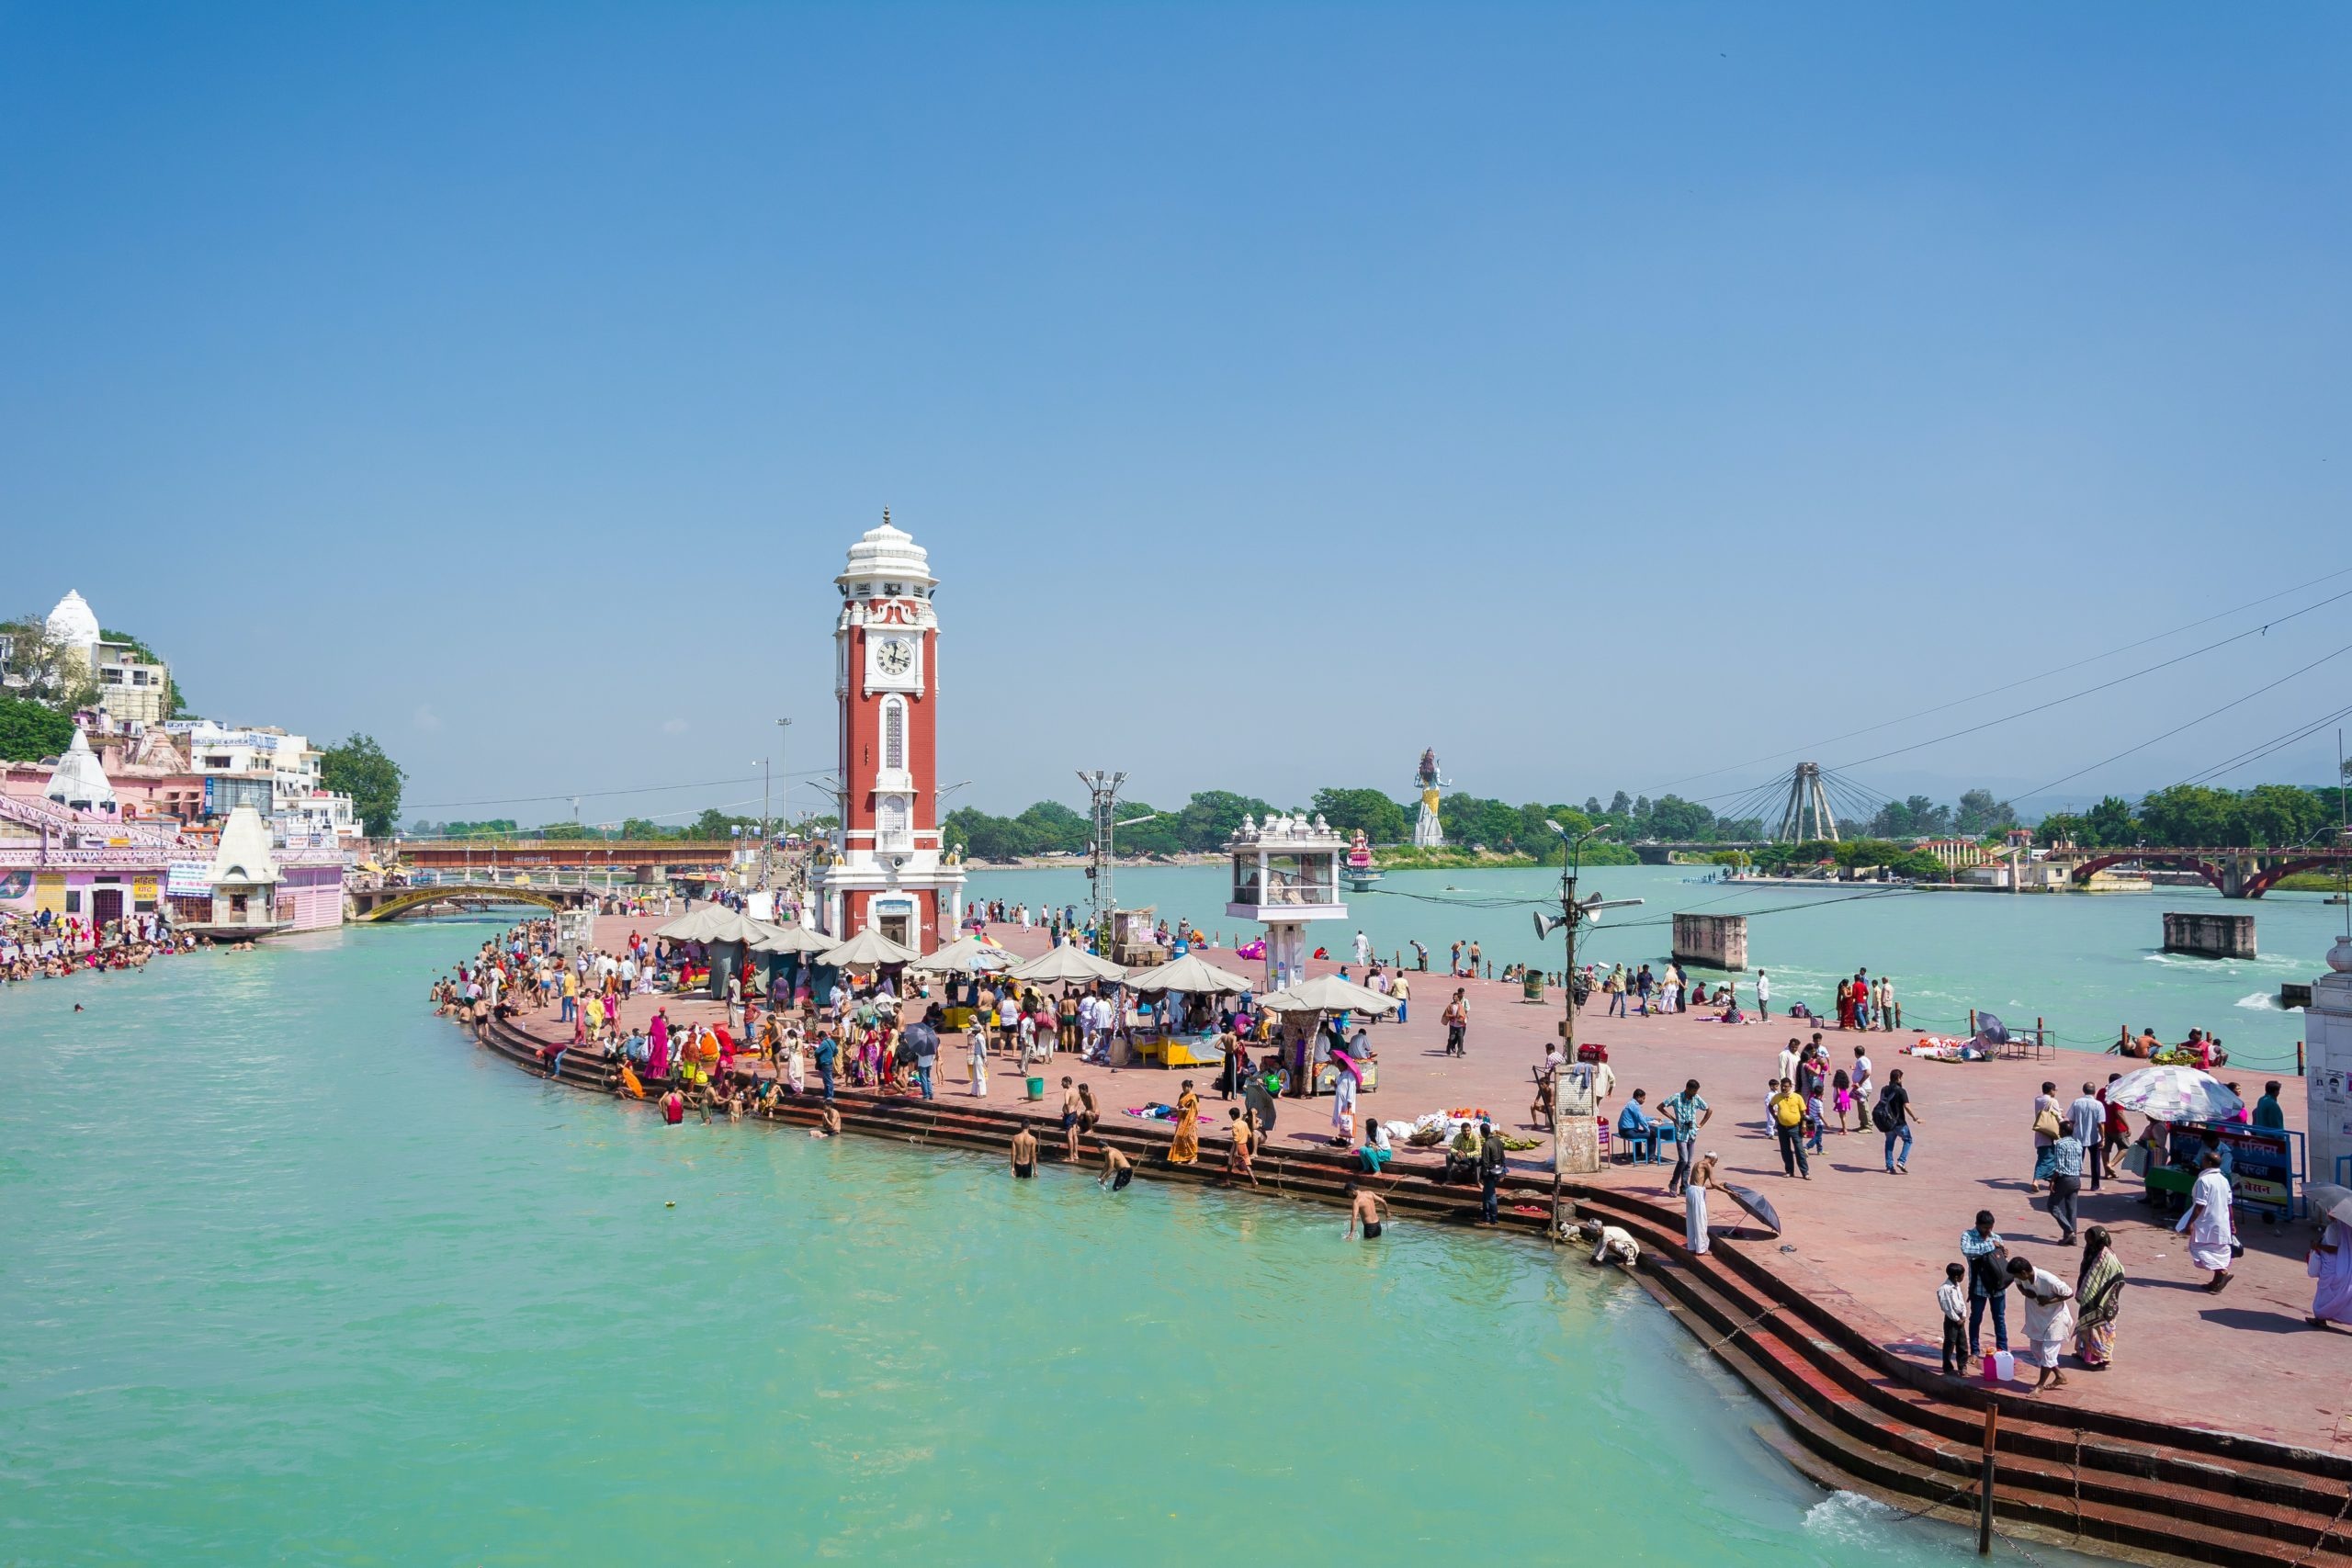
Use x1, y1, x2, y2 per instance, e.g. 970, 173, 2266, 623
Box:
882, 507, 890, 528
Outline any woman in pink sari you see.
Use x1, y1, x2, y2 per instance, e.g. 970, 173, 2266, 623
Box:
648, 1009, 672, 1079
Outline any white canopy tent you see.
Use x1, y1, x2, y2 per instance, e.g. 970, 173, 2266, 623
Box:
750, 921, 834, 956
821, 926, 921, 970
1256, 973, 1399, 1016
910, 933, 1015, 976
1008, 944, 1128, 985
1124, 953, 1253, 995
653, 906, 735, 943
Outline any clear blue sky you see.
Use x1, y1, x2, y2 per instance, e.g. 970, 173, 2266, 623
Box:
5, 4, 2346, 827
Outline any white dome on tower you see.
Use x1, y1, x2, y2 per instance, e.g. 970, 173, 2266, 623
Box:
46, 590, 100, 649
836, 511, 936, 590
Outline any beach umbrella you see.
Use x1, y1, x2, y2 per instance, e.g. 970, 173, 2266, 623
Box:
2303, 1183, 2352, 1229
1256, 973, 1399, 1016
2107, 1066, 2243, 1122
1719, 1183, 1783, 1237
820, 926, 921, 970
1009, 944, 1127, 984
1124, 953, 1252, 994
910, 933, 1014, 975
749, 921, 832, 955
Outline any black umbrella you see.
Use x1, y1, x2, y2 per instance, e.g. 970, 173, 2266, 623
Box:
1720, 1183, 1782, 1237
1973, 1010, 2010, 1046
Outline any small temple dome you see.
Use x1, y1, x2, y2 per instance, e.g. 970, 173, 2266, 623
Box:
43, 728, 118, 813
208, 806, 280, 886
46, 590, 100, 649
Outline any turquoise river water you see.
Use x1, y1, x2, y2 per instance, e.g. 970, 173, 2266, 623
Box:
974, 864, 2345, 1071
0, 912, 2126, 1565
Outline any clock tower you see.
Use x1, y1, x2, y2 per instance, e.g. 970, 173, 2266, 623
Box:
809, 513, 965, 953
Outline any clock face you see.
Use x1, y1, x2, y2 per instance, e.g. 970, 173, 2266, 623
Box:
874, 637, 915, 677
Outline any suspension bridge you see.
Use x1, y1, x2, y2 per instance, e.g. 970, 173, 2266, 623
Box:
1690, 762, 2346, 897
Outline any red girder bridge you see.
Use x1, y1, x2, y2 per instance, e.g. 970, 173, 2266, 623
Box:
2047, 844, 2352, 899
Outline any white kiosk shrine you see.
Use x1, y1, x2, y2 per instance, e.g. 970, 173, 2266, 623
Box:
1223, 813, 1350, 991
2309, 934, 2352, 1193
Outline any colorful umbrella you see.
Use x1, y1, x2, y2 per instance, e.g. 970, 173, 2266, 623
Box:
2106, 1066, 2242, 1122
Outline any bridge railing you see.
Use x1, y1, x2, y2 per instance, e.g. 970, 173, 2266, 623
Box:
399, 869, 661, 889
2048, 845, 2352, 858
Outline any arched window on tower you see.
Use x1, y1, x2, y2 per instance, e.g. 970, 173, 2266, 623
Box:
878, 793, 910, 851
883, 698, 905, 772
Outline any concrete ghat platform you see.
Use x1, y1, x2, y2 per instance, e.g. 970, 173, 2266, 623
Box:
455, 913, 2352, 1565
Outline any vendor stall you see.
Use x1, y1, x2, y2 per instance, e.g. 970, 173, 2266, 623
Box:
1122, 952, 1251, 1069
1257, 973, 1396, 1097
910, 932, 1014, 1032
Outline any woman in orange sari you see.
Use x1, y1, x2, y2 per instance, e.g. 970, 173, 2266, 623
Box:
1168, 1080, 1202, 1165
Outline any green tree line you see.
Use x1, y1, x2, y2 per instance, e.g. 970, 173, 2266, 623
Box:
2036, 783, 2350, 852
943, 787, 1649, 863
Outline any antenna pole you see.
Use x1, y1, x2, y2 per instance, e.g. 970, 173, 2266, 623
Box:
1077, 770, 1126, 944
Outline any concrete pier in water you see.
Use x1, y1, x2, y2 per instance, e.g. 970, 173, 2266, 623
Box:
2162, 910, 2256, 959
1671, 910, 1748, 970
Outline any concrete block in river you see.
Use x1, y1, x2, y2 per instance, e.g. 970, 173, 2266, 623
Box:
1673, 912, 1748, 971
2162, 911, 2255, 960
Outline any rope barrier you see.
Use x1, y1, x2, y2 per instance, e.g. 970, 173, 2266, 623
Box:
2290, 1485, 2352, 1568
1695, 1303, 1789, 1355
2071, 1427, 2083, 1541
1870, 1477, 1982, 1528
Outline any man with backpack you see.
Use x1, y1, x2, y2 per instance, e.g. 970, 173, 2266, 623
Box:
1477, 1114, 1509, 1222
1874, 1066, 1917, 1173
1962, 1209, 2010, 1357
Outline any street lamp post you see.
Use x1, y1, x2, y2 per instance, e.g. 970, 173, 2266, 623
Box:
1540, 818, 1642, 1234
1550, 820, 1610, 1060
773, 717, 791, 890
758, 757, 774, 890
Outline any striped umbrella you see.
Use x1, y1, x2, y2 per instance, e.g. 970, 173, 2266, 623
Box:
2106, 1066, 2243, 1122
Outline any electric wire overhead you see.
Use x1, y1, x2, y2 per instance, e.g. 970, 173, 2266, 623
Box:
2007, 637, 2352, 803
2174, 701, 2352, 789
1683, 581, 2352, 807
1644, 567, 2352, 797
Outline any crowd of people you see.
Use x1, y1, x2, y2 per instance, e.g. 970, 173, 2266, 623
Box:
1, 908, 208, 984
431, 900, 2352, 1357
2111, 1023, 2231, 1068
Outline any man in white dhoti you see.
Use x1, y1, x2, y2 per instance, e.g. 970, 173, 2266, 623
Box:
1684, 1153, 1724, 1255
2311, 1219, 2352, 1330
2177, 1152, 2236, 1293
2007, 1257, 2075, 1393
